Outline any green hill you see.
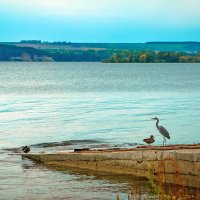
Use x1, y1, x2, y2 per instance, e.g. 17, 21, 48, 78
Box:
0, 41, 200, 62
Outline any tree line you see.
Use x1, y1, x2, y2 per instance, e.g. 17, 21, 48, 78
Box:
1, 43, 200, 62
103, 51, 200, 63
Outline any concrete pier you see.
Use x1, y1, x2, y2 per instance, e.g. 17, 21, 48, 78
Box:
25, 145, 200, 188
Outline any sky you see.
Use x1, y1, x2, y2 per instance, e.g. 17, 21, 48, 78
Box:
0, 0, 200, 42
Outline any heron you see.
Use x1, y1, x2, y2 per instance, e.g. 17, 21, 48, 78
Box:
22, 146, 30, 153
151, 117, 170, 146
143, 135, 155, 145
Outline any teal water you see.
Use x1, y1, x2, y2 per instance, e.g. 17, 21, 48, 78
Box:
0, 62, 200, 199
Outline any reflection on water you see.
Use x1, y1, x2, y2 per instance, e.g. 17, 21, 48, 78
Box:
0, 150, 150, 200
19, 157, 200, 200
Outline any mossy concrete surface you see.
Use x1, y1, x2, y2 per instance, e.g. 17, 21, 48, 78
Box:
25, 145, 200, 188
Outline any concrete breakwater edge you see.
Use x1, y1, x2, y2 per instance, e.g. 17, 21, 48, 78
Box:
25, 144, 200, 188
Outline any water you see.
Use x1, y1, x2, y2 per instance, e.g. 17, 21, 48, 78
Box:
0, 62, 200, 199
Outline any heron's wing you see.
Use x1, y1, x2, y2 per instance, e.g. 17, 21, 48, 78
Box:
159, 126, 170, 139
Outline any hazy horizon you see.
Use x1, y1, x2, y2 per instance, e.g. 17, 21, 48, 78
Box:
1, 0, 200, 43
2, 41, 200, 43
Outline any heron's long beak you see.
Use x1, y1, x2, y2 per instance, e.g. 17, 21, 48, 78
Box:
151, 117, 156, 120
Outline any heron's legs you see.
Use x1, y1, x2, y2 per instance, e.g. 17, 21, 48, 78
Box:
163, 136, 166, 146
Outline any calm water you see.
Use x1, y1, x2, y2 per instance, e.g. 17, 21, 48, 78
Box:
0, 62, 200, 199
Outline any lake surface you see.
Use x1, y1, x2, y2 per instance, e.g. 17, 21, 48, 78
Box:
0, 62, 200, 199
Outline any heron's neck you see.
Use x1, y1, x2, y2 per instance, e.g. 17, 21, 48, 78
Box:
156, 119, 159, 128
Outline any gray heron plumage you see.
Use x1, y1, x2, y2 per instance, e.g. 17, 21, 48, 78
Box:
151, 117, 170, 146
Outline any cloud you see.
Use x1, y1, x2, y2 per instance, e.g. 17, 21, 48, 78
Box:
1, 0, 199, 17
0, 0, 200, 27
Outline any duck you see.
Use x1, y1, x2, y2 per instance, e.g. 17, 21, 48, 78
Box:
22, 146, 30, 153
143, 135, 155, 145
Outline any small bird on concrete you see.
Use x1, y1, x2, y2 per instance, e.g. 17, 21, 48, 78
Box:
143, 135, 155, 145
22, 146, 30, 153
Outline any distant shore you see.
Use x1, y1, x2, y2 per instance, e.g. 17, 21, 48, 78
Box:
1, 41, 200, 62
